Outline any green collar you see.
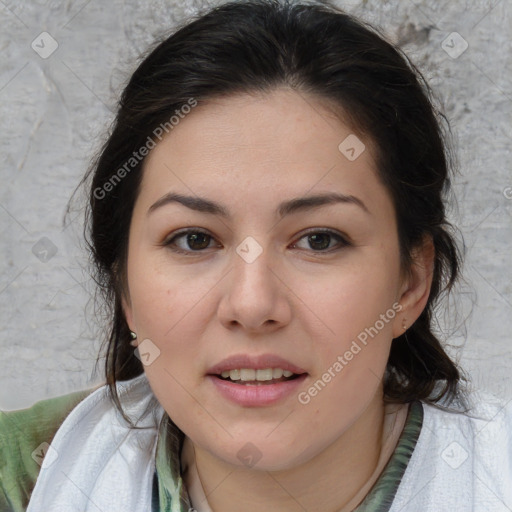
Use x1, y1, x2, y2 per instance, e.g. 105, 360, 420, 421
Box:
153, 401, 424, 511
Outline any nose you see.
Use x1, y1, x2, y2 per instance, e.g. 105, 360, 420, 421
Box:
217, 244, 292, 334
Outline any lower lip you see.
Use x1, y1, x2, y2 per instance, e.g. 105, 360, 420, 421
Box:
207, 374, 308, 407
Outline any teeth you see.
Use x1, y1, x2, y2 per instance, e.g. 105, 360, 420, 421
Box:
219, 368, 296, 381
240, 369, 256, 381
256, 368, 273, 381
272, 368, 283, 378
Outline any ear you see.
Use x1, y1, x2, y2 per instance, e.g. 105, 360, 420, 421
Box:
121, 293, 139, 347
122, 294, 135, 332
392, 235, 435, 338
115, 262, 136, 339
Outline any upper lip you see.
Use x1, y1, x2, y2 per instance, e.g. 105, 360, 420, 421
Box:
207, 354, 308, 375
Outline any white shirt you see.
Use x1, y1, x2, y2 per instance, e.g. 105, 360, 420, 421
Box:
389, 389, 512, 511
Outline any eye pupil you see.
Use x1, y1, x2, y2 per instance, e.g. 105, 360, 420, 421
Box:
188, 232, 210, 250
308, 233, 331, 250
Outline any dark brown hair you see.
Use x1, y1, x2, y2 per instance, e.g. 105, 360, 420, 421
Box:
79, 0, 469, 426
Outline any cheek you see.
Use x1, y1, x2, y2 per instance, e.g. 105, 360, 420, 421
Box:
127, 252, 214, 337
127, 263, 209, 423
299, 258, 400, 340
295, 274, 396, 435
125, 258, 214, 398
293, 253, 400, 399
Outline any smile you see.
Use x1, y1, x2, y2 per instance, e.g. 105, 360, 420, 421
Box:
207, 372, 307, 406
219, 368, 298, 383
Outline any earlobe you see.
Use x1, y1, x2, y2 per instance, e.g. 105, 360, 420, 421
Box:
122, 297, 139, 347
392, 236, 435, 338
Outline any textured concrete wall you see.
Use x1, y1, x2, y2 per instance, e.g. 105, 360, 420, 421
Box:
1, 0, 511, 410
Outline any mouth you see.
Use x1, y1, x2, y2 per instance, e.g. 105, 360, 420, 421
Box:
206, 354, 308, 406
207, 353, 308, 382
213, 367, 304, 385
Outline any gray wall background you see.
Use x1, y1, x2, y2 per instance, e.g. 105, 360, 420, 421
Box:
1, 0, 511, 411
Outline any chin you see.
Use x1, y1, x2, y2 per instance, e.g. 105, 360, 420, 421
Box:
213, 438, 313, 472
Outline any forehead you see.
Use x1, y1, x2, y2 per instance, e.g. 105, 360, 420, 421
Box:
138, 88, 388, 216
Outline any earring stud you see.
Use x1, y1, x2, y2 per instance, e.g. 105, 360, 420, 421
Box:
129, 331, 137, 346
402, 319, 407, 331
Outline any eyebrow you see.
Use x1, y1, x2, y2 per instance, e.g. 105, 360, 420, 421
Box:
148, 191, 370, 218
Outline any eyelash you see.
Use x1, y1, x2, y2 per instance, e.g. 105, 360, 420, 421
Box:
162, 227, 351, 255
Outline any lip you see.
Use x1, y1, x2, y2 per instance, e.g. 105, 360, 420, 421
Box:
206, 353, 307, 375
207, 373, 308, 407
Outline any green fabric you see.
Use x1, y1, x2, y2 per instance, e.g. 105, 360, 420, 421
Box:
0, 385, 424, 512
154, 415, 189, 511
354, 400, 424, 511
0, 387, 98, 512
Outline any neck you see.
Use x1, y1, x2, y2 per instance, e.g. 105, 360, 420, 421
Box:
187, 391, 386, 512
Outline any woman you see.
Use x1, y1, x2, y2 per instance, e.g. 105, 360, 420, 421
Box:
1, 1, 511, 511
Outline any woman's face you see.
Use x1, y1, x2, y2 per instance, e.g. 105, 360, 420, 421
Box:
123, 88, 413, 471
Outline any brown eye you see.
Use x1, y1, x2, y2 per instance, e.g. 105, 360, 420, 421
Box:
292, 229, 350, 252
164, 229, 218, 254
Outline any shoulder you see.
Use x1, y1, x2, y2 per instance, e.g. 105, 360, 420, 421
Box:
423, 388, 512, 467
390, 390, 512, 511
0, 385, 101, 512
421, 388, 512, 439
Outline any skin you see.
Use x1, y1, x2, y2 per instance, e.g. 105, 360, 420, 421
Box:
123, 87, 433, 511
